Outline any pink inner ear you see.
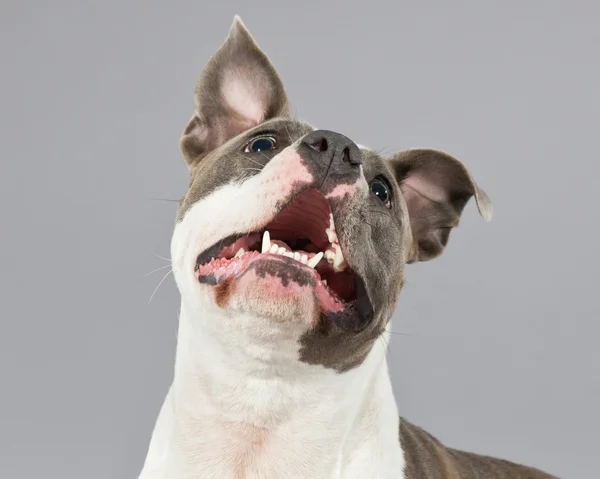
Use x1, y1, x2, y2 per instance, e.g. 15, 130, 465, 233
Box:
402, 172, 448, 204
221, 69, 267, 125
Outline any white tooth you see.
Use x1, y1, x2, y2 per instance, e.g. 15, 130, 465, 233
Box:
234, 248, 246, 258
283, 251, 294, 258
269, 244, 279, 254
333, 244, 347, 272
306, 252, 324, 269
325, 228, 338, 244
293, 252, 302, 261
322, 279, 328, 286
277, 247, 286, 255
262, 231, 271, 254
301, 254, 308, 264
325, 250, 335, 264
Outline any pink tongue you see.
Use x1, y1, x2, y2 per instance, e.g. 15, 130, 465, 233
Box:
218, 236, 255, 259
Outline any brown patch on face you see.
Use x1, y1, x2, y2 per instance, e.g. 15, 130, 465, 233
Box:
399, 418, 559, 478
214, 279, 235, 309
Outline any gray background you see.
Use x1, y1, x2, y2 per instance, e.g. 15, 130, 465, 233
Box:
1, 1, 597, 478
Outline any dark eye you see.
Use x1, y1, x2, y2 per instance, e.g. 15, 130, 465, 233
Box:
370, 178, 392, 208
244, 136, 277, 153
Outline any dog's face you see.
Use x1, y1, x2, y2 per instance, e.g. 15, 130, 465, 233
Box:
170, 17, 492, 373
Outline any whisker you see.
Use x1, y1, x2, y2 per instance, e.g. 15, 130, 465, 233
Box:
378, 334, 390, 351
141, 263, 172, 278
153, 253, 171, 262
241, 156, 264, 168
376, 145, 403, 157
284, 124, 293, 143
150, 198, 179, 203
148, 270, 173, 304
384, 329, 413, 337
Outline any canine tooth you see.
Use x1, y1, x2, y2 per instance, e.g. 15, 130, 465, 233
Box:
269, 244, 279, 254
306, 252, 324, 269
333, 244, 347, 272
301, 254, 308, 264
262, 231, 271, 254
325, 228, 338, 244
234, 248, 246, 258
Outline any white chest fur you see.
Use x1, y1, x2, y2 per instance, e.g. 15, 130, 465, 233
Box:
138, 306, 405, 479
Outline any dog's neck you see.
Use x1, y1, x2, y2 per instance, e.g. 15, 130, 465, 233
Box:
141, 303, 405, 478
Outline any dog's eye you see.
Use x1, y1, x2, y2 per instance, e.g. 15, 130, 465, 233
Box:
244, 136, 277, 153
370, 178, 392, 209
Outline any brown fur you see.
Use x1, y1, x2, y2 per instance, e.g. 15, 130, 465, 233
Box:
400, 419, 559, 478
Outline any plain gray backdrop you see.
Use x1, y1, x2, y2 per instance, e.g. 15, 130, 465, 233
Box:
1, 1, 598, 478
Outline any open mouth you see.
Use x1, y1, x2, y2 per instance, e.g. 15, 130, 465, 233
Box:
194, 189, 361, 314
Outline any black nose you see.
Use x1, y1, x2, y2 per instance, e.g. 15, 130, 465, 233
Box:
299, 130, 363, 185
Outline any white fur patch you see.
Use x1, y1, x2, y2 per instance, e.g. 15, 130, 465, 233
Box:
139, 314, 405, 478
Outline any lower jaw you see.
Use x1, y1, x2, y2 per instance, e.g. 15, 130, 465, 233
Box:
199, 255, 347, 314
197, 255, 373, 332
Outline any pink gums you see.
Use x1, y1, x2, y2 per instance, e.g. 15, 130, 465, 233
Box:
196, 252, 345, 313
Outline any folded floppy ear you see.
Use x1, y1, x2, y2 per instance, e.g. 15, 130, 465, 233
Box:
388, 149, 493, 263
180, 16, 291, 168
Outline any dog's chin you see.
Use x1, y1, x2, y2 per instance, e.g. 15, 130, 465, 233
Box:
213, 259, 320, 325
196, 254, 344, 325
195, 255, 374, 333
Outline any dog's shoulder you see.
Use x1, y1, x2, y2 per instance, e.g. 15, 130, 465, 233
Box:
399, 417, 559, 479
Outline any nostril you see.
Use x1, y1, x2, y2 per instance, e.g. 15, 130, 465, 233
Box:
306, 137, 328, 153
341, 147, 350, 163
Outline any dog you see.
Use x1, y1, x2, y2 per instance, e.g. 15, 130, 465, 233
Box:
139, 15, 559, 479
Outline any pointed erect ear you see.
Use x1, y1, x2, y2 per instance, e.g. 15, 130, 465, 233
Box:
180, 16, 291, 168
388, 149, 493, 263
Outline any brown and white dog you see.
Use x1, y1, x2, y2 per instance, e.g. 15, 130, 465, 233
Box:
139, 16, 559, 479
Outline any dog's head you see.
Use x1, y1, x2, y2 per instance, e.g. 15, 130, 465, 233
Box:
170, 17, 492, 373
